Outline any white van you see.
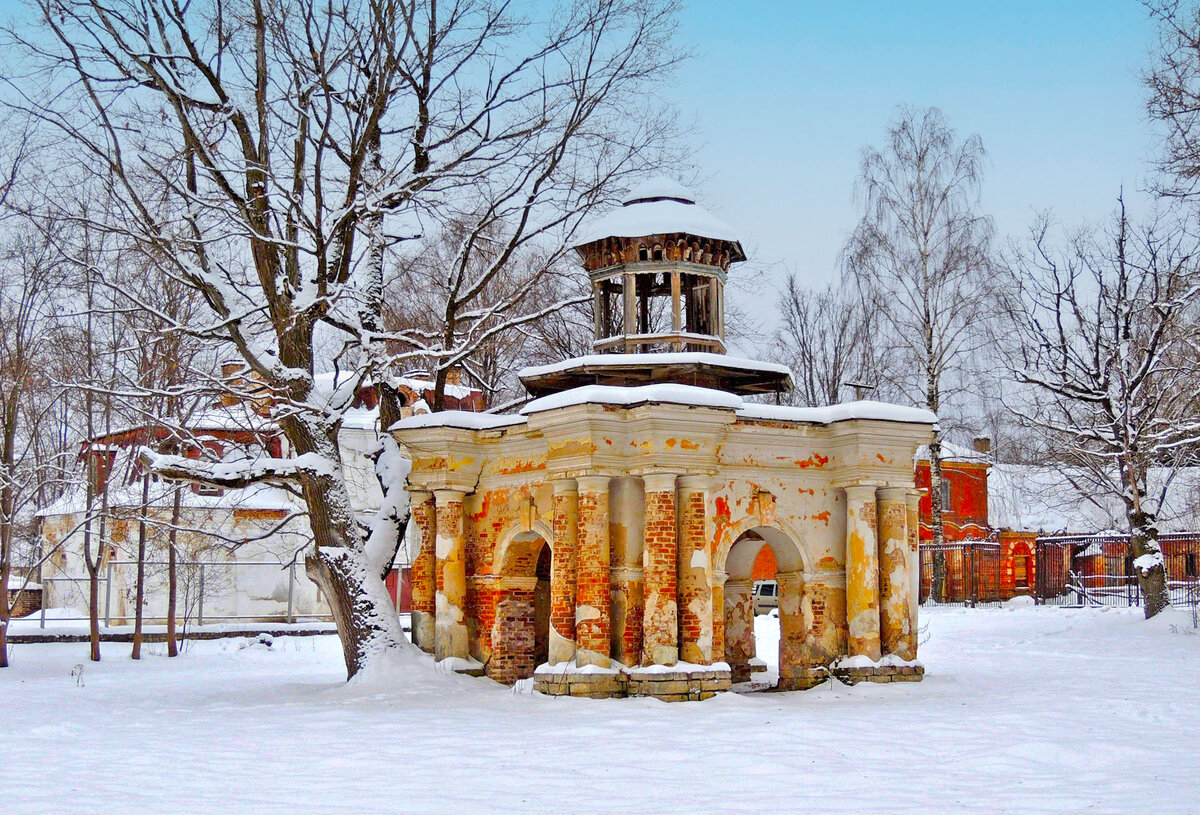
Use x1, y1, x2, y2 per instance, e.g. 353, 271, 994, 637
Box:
752, 580, 778, 615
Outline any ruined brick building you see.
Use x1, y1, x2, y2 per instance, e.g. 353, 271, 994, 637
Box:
392, 178, 936, 699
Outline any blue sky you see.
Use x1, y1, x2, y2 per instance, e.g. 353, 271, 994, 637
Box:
672, 0, 1161, 301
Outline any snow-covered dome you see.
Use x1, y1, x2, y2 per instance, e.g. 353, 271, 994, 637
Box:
574, 177, 742, 249
622, 176, 697, 205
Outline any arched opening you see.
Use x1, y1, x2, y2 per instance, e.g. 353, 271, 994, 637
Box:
491, 531, 553, 683
722, 526, 808, 691
1012, 543, 1031, 591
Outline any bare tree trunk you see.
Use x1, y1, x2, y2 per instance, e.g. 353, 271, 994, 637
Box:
1128, 505, 1171, 619
166, 487, 181, 657
931, 550, 947, 604
131, 472, 150, 659
86, 546, 101, 662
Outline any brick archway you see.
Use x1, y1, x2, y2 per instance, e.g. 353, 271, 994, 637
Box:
719, 527, 810, 688
489, 531, 553, 683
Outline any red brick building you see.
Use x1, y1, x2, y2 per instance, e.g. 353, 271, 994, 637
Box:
915, 441, 1038, 602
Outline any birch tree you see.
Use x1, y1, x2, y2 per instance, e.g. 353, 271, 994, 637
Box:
4, 0, 683, 677
1005, 201, 1199, 618
843, 106, 995, 548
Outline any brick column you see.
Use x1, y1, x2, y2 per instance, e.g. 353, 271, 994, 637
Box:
844, 484, 881, 661
434, 488, 469, 661
878, 487, 915, 660
723, 578, 755, 682
677, 474, 711, 664
575, 475, 611, 668
409, 491, 437, 653
905, 489, 922, 652
549, 479, 578, 665
641, 472, 678, 666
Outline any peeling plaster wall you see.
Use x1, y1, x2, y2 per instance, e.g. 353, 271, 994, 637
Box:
397, 401, 931, 686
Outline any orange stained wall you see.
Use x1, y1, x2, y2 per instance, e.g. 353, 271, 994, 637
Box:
914, 460, 989, 542
751, 545, 777, 581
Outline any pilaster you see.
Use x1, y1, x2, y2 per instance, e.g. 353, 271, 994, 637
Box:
434, 488, 469, 662
844, 483, 881, 660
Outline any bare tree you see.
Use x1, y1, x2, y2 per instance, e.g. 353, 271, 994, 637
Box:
1004, 201, 1199, 618
0, 225, 72, 667
5, 0, 684, 677
843, 106, 995, 548
1146, 1, 1200, 201
774, 274, 883, 407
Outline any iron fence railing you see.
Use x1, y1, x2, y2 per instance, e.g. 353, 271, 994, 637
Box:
919, 538, 1005, 607
921, 532, 1200, 610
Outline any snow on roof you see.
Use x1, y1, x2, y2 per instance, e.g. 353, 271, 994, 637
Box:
622, 176, 696, 204
37, 479, 300, 518
915, 440, 989, 464
6, 575, 40, 591
737, 400, 938, 426
390, 411, 528, 432
521, 384, 743, 415
988, 464, 1200, 534
574, 178, 741, 247
311, 371, 479, 403
518, 352, 793, 381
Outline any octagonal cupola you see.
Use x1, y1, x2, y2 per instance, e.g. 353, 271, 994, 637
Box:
572, 177, 745, 355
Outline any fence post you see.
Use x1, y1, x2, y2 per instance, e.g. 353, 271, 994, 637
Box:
286, 562, 295, 624
103, 560, 113, 627
197, 564, 205, 627
39, 581, 47, 629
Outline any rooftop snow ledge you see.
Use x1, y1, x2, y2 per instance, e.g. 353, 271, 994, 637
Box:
520, 384, 744, 415
736, 400, 938, 426
390, 411, 527, 432
518, 352, 792, 380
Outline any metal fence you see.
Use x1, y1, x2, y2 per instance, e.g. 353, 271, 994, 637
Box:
919, 533, 1200, 610
919, 539, 1005, 607
1036, 533, 1200, 609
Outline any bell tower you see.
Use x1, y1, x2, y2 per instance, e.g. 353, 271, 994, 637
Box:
575, 177, 742, 354
519, 177, 792, 398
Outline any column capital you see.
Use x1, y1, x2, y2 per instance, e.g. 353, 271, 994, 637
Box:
904, 488, 923, 507
878, 486, 909, 502
775, 569, 806, 587
409, 489, 434, 503
708, 568, 729, 587
576, 474, 611, 493
551, 477, 578, 495
434, 487, 466, 505
677, 473, 714, 492
843, 483, 880, 500
641, 471, 678, 492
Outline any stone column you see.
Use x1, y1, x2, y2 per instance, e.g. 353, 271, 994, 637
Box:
608, 477, 644, 667
575, 475, 611, 667
844, 484, 881, 661
549, 479, 578, 665
878, 487, 915, 660
677, 475, 712, 664
723, 578, 755, 683
776, 570, 811, 688
409, 491, 437, 653
434, 488, 469, 661
641, 472, 678, 666
905, 489, 922, 652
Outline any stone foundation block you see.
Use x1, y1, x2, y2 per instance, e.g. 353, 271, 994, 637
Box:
534, 665, 733, 701
833, 664, 924, 686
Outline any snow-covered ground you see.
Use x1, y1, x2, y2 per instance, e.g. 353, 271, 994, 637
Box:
2, 605, 1198, 814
